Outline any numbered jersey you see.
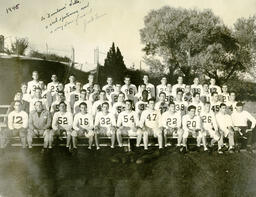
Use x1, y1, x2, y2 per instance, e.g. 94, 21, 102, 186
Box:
69, 92, 81, 109
166, 93, 174, 103
226, 101, 237, 113
73, 112, 94, 130
82, 83, 94, 97
47, 82, 59, 95
156, 84, 168, 99
135, 101, 148, 115
183, 92, 193, 103
50, 101, 71, 114
210, 101, 221, 113
27, 80, 40, 95
200, 111, 217, 130
95, 112, 116, 127
172, 84, 185, 96
209, 85, 221, 94
188, 102, 204, 115
174, 100, 187, 115
102, 84, 115, 98
191, 84, 203, 94
8, 110, 28, 130
117, 111, 139, 128
160, 111, 181, 129
139, 83, 155, 98
73, 100, 92, 114
92, 100, 111, 116
110, 92, 120, 105
140, 109, 161, 129
121, 84, 137, 101
155, 101, 168, 114
52, 111, 73, 131
200, 91, 211, 103
182, 114, 201, 131
64, 83, 76, 97
111, 102, 125, 117
219, 93, 229, 103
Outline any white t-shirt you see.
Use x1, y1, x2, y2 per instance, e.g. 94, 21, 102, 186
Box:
172, 84, 185, 97
174, 100, 187, 115
188, 102, 204, 115
209, 85, 221, 94
215, 113, 233, 131
102, 84, 115, 98
139, 83, 155, 98
156, 84, 168, 99
47, 82, 59, 95
231, 110, 256, 128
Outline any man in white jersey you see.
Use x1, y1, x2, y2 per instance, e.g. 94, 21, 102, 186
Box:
50, 91, 71, 115
191, 77, 203, 94
52, 102, 73, 151
47, 74, 59, 96
215, 103, 235, 153
28, 101, 52, 151
69, 82, 82, 111
182, 105, 207, 152
29, 88, 48, 112
200, 83, 211, 103
138, 74, 155, 98
8, 101, 28, 148
210, 92, 221, 114
73, 89, 92, 114
111, 92, 126, 118
166, 84, 174, 103
117, 100, 142, 148
88, 84, 101, 104
183, 85, 193, 104
200, 102, 222, 153
102, 77, 115, 100
72, 102, 94, 150
121, 76, 137, 101
209, 78, 221, 94
110, 83, 122, 105
155, 92, 168, 114
135, 90, 148, 118
156, 77, 168, 100
172, 76, 185, 97
27, 71, 40, 96
160, 102, 183, 149
231, 102, 256, 152
83, 73, 94, 98
226, 92, 237, 114
174, 90, 187, 116
21, 83, 31, 102
94, 102, 116, 149
64, 75, 76, 99
140, 98, 163, 150
220, 85, 229, 103
135, 84, 147, 102
188, 92, 204, 115
92, 90, 111, 116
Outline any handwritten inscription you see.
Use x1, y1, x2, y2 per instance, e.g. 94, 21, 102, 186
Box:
40, 0, 106, 34
6, 4, 20, 14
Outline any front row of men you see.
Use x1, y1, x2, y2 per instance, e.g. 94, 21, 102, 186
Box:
6, 97, 256, 154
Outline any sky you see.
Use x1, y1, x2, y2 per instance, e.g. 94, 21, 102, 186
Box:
1, 0, 256, 71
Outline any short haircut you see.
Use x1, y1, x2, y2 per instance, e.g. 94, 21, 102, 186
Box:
177, 90, 183, 94
169, 101, 175, 106
118, 92, 125, 97
80, 89, 87, 94
148, 98, 155, 103
32, 71, 38, 74
35, 87, 42, 92
14, 100, 22, 105
159, 92, 166, 97
21, 82, 27, 87
193, 92, 200, 97
59, 101, 67, 107
102, 102, 109, 107
204, 101, 211, 105
34, 100, 43, 106
124, 75, 131, 80
142, 90, 148, 95
100, 90, 106, 94
187, 105, 196, 111
57, 91, 65, 95
79, 102, 87, 108
125, 99, 133, 105
219, 103, 226, 108
69, 74, 75, 78
211, 92, 218, 97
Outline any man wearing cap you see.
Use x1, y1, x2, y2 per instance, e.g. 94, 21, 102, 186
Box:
231, 102, 256, 152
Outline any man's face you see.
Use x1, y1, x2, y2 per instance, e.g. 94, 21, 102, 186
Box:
210, 79, 215, 85
102, 104, 109, 112
169, 104, 175, 113
115, 84, 121, 92
57, 93, 65, 101
69, 76, 75, 83
21, 85, 27, 93
185, 85, 191, 92
220, 106, 226, 113
143, 76, 149, 83
159, 93, 166, 102
125, 101, 132, 111
88, 75, 94, 83
203, 84, 209, 91
39, 81, 44, 89
189, 108, 196, 117
230, 93, 236, 101
213, 93, 218, 101
140, 85, 146, 91
99, 92, 106, 100
52, 75, 57, 82
194, 94, 200, 102
148, 100, 155, 110
236, 105, 243, 112
124, 78, 130, 85
94, 85, 100, 92
58, 84, 64, 91
222, 86, 228, 93
80, 91, 86, 100
59, 103, 66, 112
35, 89, 42, 98
194, 78, 199, 85
80, 104, 87, 113
14, 102, 21, 112
204, 104, 210, 112
177, 91, 183, 100
142, 91, 148, 100
32, 72, 39, 80
35, 102, 43, 112
161, 78, 167, 85
107, 78, 113, 85
15, 93, 22, 100
177, 77, 183, 84
75, 83, 81, 91
167, 84, 172, 92
118, 94, 125, 102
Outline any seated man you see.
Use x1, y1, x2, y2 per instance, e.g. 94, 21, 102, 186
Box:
200, 102, 222, 153
94, 102, 116, 149
52, 102, 73, 151
160, 102, 183, 149
182, 105, 207, 152
72, 102, 94, 150
231, 102, 256, 152
140, 98, 163, 150
215, 103, 235, 153
8, 101, 28, 149
28, 101, 52, 151
116, 100, 142, 148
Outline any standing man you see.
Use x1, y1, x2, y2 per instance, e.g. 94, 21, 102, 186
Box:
102, 77, 116, 100
27, 71, 40, 96
139, 74, 155, 98
172, 76, 186, 97
191, 77, 203, 94
156, 77, 168, 101
121, 76, 137, 102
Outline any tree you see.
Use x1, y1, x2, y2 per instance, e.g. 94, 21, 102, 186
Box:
11, 38, 29, 55
103, 42, 126, 83
140, 7, 251, 84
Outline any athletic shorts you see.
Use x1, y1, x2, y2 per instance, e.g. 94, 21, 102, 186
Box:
143, 127, 162, 138
118, 126, 137, 137
71, 129, 94, 138
11, 128, 27, 137
96, 127, 115, 137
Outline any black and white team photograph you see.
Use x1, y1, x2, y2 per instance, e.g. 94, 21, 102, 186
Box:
0, 0, 256, 196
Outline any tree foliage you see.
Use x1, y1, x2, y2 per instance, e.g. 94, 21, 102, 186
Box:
29, 50, 71, 62
103, 42, 126, 83
11, 38, 29, 55
140, 7, 252, 84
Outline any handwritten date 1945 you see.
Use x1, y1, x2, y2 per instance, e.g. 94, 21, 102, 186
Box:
6, 4, 20, 14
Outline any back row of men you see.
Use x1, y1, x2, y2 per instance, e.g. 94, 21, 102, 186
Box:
5, 71, 256, 154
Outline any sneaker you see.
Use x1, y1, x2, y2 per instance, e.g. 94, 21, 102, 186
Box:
229, 148, 235, 154
180, 146, 187, 154
110, 146, 114, 149
218, 150, 223, 154
96, 147, 100, 150
88, 146, 92, 150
